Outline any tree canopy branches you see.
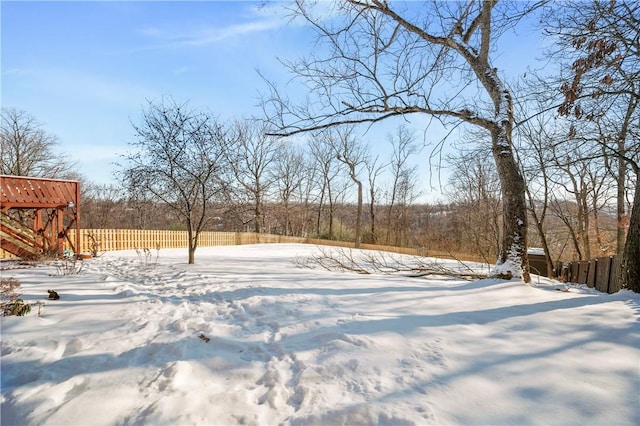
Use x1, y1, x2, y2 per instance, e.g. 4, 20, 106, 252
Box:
262, 0, 536, 282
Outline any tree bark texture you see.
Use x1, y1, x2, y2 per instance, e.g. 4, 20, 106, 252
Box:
620, 178, 639, 292
264, 0, 532, 281
491, 127, 530, 282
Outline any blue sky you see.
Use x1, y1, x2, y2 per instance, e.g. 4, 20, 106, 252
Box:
2, 1, 545, 201
2, 1, 312, 183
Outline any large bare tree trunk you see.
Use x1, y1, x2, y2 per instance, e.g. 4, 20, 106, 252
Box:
620, 177, 639, 292
478, 57, 530, 281
491, 127, 530, 282
262, 0, 534, 281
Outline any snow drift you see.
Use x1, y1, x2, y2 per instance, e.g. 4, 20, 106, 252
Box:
1, 244, 638, 425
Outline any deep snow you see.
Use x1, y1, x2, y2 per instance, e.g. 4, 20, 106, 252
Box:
1, 244, 639, 425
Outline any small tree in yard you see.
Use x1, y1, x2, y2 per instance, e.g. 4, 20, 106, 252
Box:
119, 98, 229, 264
263, 0, 537, 282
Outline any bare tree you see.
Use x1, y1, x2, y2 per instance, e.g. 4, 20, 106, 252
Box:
622, 160, 640, 292
446, 147, 502, 263
271, 143, 306, 235
225, 120, 282, 233
1, 108, 76, 178
295, 154, 321, 237
364, 153, 386, 244
597, 106, 637, 254
514, 103, 561, 277
308, 135, 342, 239
321, 126, 368, 248
550, 147, 594, 260
263, 0, 537, 281
543, 1, 639, 290
82, 183, 124, 229
118, 98, 228, 264
385, 124, 419, 246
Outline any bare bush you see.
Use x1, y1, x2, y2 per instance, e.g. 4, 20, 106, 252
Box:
136, 246, 160, 269
1, 277, 31, 316
49, 258, 85, 276
296, 247, 487, 281
86, 232, 105, 258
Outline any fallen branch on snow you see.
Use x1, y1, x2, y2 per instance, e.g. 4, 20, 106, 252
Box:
295, 247, 487, 281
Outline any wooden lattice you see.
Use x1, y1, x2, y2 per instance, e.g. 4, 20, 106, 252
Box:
0, 175, 80, 258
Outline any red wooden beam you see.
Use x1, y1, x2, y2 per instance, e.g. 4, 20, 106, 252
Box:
0, 175, 81, 258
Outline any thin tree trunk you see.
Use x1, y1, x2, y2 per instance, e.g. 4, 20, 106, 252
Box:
579, 184, 591, 260
369, 191, 377, 244
316, 187, 325, 236
568, 222, 583, 260
616, 96, 635, 253
354, 179, 363, 248
187, 229, 196, 264
617, 152, 627, 253
327, 186, 334, 240
252, 185, 263, 234
592, 202, 604, 255
386, 186, 397, 245
526, 186, 554, 278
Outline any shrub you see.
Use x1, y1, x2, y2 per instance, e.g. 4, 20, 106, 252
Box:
136, 245, 160, 268
86, 232, 105, 258
1, 277, 31, 316
50, 257, 85, 276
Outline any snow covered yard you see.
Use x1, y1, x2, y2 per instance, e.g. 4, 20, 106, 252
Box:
1, 244, 638, 425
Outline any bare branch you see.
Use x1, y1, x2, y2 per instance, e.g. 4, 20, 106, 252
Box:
295, 246, 487, 280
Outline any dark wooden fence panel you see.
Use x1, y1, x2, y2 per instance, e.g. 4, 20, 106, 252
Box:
586, 260, 596, 288
569, 263, 579, 283
566, 255, 622, 294
578, 261, 589, 284
594, 257, 612, 293
528, 255, 547, 276
609, 256, 623, 293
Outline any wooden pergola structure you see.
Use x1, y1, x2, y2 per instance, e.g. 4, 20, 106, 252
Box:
0, 175, 81, 258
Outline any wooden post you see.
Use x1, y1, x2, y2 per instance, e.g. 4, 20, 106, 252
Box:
56, 208, 64, 256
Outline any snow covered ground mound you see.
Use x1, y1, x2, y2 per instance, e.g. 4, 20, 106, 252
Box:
1, 244, 639, 425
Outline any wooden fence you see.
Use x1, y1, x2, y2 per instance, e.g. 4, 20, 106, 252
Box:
3, 228, 625, 293
1, 228, 486, 263
563, 255, 623, 294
